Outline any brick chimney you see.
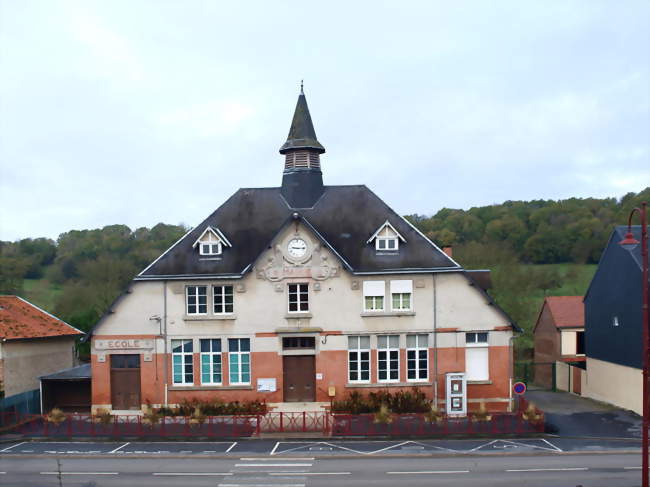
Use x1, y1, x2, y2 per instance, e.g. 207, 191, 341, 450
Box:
443, 246, 453, 257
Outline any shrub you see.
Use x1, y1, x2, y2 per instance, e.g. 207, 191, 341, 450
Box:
160, 399, 267, 416
93, 408, 113, 425
46, 408, 66, 425
332, 388, 432, 414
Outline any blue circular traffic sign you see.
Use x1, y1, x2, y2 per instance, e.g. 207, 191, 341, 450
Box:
513, 382, 527, 395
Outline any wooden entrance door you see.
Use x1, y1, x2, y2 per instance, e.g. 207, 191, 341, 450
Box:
110, 354, 141, 410
283, 356, 315, 402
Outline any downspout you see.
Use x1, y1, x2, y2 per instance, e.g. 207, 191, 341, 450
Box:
508, 334, 515, 412
163, 281, 169, 408
433, 273, 438, 409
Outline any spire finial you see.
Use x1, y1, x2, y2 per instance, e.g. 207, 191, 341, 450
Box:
300, 79, 304, 94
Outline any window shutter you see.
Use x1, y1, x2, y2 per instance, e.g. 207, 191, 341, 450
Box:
390, 280, 413, 294
465, 347, 489, 381
363, 281, 385, 297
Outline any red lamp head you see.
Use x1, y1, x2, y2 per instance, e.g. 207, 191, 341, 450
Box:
619, 231, 640, 251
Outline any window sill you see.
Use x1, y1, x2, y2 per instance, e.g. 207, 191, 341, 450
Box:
184, 314, 237, 322
467, 380, 492, 385
346, 382, 432, 388
360, 311, 416, 317
285, 313, 313, 319
169, 385, 253, 391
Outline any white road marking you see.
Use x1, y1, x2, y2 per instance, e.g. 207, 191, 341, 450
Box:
40, 472, 119, 475
540, 438, 563, 452
108, 442, 130, 454
506, 467, 588, 472
387, 470, 469, 474
274, 441, 366, 455
20, 450, 34, 453
0, 442, 27, 452
0, 472, 6, 474
367, 440, 412, 454
240, 457, 315, 461
624, 466, 642, 469
269, 472, 351, 476
219, 484, 305, 487
235, 463, 313, 467
270, 441, 280, 455
153, 472, 233, 476
226, 441, 237, 453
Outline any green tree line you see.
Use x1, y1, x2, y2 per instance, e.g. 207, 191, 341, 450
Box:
406, 187, 649, 264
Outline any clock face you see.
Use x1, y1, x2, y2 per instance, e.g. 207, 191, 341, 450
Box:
287, 238, 308, 258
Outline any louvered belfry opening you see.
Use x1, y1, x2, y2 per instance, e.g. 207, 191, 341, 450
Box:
284, 150, 321, 170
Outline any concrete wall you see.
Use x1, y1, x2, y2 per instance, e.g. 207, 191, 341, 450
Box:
91, 222, 515, 412
582, 357, 642, 415
1, 337, 77, 397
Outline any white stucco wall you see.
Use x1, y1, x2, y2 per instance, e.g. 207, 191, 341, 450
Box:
583, 357, 642, 415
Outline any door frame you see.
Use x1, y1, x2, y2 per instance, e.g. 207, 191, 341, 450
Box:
282, 355, 316, 402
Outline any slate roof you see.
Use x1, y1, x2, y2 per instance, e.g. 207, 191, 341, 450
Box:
40, 363, 91, 381
544, 296, 584, 329
0, 296, 83, 341
279, 90, 325, 154
584, 225, 649, 301
137, 185, 460, 279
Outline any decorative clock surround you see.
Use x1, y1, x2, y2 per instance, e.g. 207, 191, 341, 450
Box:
256, 233, 339, 282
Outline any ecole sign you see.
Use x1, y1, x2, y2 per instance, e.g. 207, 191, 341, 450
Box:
94, 339, 155, 363
95, 339, 154, 350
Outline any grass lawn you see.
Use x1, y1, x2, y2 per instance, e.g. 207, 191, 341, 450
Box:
21, 278, 63, 311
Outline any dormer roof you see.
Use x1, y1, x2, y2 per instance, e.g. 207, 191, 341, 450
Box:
366, 221, 406, 244
191, 226, 232, 249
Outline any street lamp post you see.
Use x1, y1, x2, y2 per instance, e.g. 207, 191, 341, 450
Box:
619, 201, 649, 487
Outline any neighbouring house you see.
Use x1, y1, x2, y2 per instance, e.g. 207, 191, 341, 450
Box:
583, 225, 648, 415
532, 296, 585, 393
85, 89, 521, 415
0, 296, 83, 401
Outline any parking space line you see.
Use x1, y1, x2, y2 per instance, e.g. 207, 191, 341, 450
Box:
270, 441, 280, 455
240, 458, 315, 461
269, 472, 350, 476
540, 438, 563, 452
226, 441, 237, 453
108, 442, 130, 454
235, 463, 313, 467
0, 442, 27, 453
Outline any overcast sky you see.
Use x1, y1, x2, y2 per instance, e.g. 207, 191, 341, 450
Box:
1, 1, 648, 242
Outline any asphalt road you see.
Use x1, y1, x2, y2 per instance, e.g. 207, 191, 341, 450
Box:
0, 453, 644, 487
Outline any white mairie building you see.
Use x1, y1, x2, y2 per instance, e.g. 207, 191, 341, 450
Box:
87, 90, 520, 414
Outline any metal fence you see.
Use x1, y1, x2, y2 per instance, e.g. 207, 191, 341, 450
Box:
0, 389, 40, 415
0, 405, 544, 438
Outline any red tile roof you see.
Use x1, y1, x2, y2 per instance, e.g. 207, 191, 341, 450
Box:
0, 296, 83, 341
545, 296, 584, 329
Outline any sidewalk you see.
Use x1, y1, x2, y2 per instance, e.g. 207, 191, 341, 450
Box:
524, 390, 642, 439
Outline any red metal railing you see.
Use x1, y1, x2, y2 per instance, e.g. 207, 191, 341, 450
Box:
0, 405, 543, 438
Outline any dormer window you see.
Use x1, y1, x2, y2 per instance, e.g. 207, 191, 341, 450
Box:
192, 226, 232, 257
367, 221, 405, 252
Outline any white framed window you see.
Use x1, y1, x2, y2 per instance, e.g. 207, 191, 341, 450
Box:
363, 281, 385, 311
288, 283, 309, 312
465, 332, 489, 381
228, 338, 250, 384
378, 335, 400, 382
200, 338, 222, 385
407, 334, 428, 381
348, 335, 370, 382
200, 242, 222, 256
390, 280, 413, 311
172, 339, 194, 385
213, 285, 234, 314
376, 236, 398, 251
186, 285, 207, 315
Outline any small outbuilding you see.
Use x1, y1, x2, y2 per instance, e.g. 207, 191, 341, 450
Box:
40, 363, 91, 413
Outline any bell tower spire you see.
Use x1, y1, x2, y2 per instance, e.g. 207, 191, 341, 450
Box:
280, 85, 326, 208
